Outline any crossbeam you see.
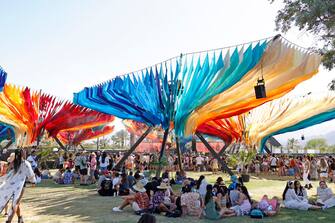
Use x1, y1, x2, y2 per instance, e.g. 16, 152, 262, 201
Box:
196, 132, 234, 176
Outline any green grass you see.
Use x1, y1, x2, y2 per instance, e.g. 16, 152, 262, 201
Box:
1, 172, 335, 223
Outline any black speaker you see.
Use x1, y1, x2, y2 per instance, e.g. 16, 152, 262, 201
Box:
254, 83, 266, 99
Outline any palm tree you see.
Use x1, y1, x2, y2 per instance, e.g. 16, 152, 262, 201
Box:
287, 138, 300, 154
329, 80, 335, 91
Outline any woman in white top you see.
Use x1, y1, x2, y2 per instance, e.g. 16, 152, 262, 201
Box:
0, 149, 36, 223
294, 180, 308, 202
99, 151, 110, 171
283, 181, 320, 211
319, 158, 329, 182
316, 180, 335, 209
196, 175, 208, 198
302, 156, 312, 189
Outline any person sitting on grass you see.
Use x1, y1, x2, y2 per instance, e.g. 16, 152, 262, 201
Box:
201, 184, 224, 220
294, 180, 308, 202
41, 167, 52, 179
213, 177, 228, 208
283, 181, 321, 210
113, 181, 150, 213
221, 184, 252, 217
180, 181, 202, 217
149, 182, 175, 215
63, 167, 74, 185
53, 168, 64, 184
34, 168, 42, 184
97, 170, 110, 190
119, 173, 130, 196
316, 180, 335, 209
254, 195, 281, 216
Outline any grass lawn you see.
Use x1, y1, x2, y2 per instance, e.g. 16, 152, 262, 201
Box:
1, 172, 335, 223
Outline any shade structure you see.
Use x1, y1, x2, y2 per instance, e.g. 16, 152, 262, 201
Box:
74, 36, 271, 134
123, 120, 162, 142
0, 67, 6, 92
57, 124, 114, 145
0, 123, 14, 142
199, 93, 335, 152
74, 36, 320, 138
0, 84, 115, 147
197, 116, 245, 147
246, 92, 335, 152
185, 37, 321, 136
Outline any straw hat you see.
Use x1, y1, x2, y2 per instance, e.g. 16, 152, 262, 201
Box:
133, 182, 146, 193
157, 182, 169, 190
7, 153, 15, 163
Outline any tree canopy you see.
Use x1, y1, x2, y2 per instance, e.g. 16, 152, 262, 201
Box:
271, 0, 335, 70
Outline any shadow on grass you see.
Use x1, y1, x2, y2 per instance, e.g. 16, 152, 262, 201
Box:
8, 179, 335, 223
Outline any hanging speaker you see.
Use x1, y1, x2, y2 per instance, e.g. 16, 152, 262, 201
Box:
254, 78, 266, 99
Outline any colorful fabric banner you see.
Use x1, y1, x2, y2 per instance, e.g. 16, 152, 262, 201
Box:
0, 68, 6, 92
0, 123, 14, 142
0, 84, 115, 147
184, 38, 321, 136
58, 124, 114, 145
74, 36, 321, 138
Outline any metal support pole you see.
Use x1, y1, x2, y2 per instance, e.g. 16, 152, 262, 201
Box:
218, 143, 229, 157
114, 127, 153, 170
196, 132, 234, 176
192, 136, 197, 152
53, 136, 66, 151
175, 137, 183, 171
79, 144, 85, 150
264, 145, 272, 154
2, 140, 13, 150
156, 128, 169, 177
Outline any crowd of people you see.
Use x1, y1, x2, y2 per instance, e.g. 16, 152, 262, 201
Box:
2, 148, 335, 222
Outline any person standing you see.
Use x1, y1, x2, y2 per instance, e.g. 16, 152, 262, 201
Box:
90, 152, 97, 184
0, 149, 36, 223
79, 151, 88, 185
27, 150, 38, 170
319, 158, 329, 182
303, 156, 312, 189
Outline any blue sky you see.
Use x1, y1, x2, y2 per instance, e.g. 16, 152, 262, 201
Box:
0, 0, 334, 144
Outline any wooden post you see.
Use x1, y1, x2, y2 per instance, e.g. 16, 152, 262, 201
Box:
196, 132, 234, 176
114, 127, 153, 170
175, 137, 183, 171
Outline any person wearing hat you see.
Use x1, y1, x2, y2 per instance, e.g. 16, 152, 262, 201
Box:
282, 181, 320, 210
213, 177, 228, 209
150, 182, 175, 214
113, 181, 150, 212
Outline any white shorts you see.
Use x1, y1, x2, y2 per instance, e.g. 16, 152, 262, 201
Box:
132, 202, 141, 212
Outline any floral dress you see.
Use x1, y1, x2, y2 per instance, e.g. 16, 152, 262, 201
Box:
0, 160, 36, 216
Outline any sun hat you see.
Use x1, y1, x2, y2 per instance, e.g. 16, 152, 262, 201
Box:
7, 153, 15, 163
133, 182, 146, 193
157, 182, 169, 190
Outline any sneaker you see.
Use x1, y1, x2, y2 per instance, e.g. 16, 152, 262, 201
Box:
112, 207, 123, 212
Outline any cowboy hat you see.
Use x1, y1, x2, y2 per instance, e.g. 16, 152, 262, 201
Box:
157, 182, 169, 190
133, 182, 146, 193
7, 153, 15, 163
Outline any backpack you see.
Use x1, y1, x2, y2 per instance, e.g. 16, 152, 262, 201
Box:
250, 208, 264, 219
